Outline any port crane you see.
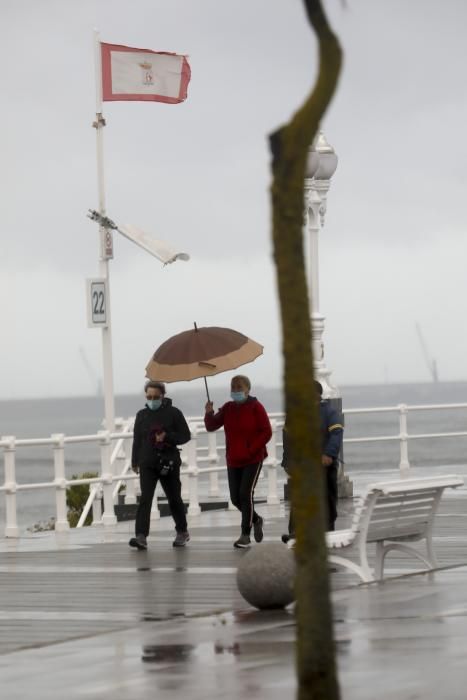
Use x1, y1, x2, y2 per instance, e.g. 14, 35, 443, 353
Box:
415, 323, 439, 383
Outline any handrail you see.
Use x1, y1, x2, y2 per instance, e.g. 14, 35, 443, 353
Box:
76, 418, 133, 528
3, 400, 467, 538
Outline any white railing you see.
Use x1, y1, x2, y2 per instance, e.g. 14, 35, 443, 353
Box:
2, 402, 467, 538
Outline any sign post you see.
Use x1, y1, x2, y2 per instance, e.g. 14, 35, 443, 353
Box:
92, 29, 115, 432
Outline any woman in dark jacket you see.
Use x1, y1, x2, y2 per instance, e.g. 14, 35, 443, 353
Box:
204, 375, 272, 548
130, 381, 191, 550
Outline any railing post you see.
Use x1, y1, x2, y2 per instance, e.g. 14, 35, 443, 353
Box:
124, 437, 137, 505
52, 434, 70, 532
150, 481, 160, 522
207, 431, 220, 497
266, 419, 280, 505
92, 487, 103, 525
398, 404, 410, 476
187, 425, 201, 516
2, 436, 19, 538
114, 439, 127, 504
180, 432, 191, 502
99, 430, 117, 526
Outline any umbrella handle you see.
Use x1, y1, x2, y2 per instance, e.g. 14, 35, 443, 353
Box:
203, 376, 211, 403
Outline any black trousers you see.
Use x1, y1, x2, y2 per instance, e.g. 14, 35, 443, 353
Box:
135, 465, 187, 537
227, 463, 263, 535
288, 462, 338, 534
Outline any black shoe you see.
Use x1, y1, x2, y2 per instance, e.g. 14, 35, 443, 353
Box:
173, 531, 190, 547
129, 534, 147, 550
253, 516, 264, 543
234, 534, 251, 549
281, 533, 293, 544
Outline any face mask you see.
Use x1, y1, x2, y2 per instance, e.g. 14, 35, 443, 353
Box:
146, 399, 162, 410
231, 391, 247, 403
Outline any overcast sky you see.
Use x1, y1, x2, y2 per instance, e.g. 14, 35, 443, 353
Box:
1, 0, 467, 399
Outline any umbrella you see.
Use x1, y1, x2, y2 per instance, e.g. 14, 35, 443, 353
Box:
145, 324, 263, 400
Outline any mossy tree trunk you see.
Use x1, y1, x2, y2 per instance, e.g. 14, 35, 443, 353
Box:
269, 1, 342, 698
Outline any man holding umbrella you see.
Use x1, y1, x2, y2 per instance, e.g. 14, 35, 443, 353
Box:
130, 381, 191, 550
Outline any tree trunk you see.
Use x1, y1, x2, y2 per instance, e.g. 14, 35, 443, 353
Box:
269, 2, 342, 698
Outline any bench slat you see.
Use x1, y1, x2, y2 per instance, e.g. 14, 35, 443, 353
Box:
367, 523, 428, 541
368, 492, 439, 505
367, 514, 431, 530
351, 503, 435, 528
367, 475, 464, 494
369, 505, 434, 520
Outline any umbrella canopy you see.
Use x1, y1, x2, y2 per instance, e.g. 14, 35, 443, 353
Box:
146, 326, 263, 383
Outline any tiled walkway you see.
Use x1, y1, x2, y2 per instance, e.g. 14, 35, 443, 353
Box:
0, 475, 466, 699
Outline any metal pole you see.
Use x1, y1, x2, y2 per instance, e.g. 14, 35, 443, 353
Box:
99, 430, 117, 526
187, 427, 201, 516
207, 432, 220, 497
3, 437, 19, 538
305, 182, 337, 399
398, 404, 410, 476
266, 420, 280, 505
93, 28, 115, 432
52, 434, 70, 532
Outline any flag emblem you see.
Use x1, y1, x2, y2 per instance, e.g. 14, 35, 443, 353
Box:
139, 61, 154, 86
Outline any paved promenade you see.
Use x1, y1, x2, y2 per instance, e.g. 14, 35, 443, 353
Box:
1, 475, 467, 699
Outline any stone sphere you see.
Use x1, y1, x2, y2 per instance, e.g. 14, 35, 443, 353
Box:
236, 543, 295, 610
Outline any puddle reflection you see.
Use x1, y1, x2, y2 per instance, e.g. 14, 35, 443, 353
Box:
142, 644, 194, 663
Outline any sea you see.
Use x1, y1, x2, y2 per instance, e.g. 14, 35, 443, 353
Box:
2, 381, 467, 532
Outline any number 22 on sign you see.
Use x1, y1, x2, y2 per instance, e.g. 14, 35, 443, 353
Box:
86, 278, 108, 327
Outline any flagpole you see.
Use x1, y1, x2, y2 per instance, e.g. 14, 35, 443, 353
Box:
93, 28, 115, 432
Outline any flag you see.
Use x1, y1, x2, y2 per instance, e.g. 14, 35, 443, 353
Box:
101, 42, 191, 104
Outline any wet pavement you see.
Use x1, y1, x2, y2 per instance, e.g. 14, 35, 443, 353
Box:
0, 492, 466, 699
335, 566, 467, 700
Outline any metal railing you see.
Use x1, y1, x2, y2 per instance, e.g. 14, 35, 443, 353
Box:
2, 402, 467, 538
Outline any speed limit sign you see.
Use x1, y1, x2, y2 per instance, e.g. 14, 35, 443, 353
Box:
86, 278, 108, 328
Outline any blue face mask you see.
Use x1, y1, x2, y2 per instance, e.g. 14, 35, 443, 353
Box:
146, 399, 162, 411
231, 391, 247, 403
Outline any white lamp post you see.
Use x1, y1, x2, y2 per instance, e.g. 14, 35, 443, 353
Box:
304, 131, 339, 399
304, 131, 353, 497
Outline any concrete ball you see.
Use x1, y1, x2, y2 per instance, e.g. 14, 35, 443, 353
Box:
236, 543, 296, 610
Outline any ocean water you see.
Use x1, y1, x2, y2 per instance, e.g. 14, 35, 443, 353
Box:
1, 381, 467, 531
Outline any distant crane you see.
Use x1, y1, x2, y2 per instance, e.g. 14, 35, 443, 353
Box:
415, 323, 439, 383
79, 346, 103, 396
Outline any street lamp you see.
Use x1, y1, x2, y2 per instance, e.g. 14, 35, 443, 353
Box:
304, 131, 339, 399
304, 131, 353, 497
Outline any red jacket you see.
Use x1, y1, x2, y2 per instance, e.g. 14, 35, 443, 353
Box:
204, 396, 272, 468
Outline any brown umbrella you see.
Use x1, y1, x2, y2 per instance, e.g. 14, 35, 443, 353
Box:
145, 323, 263, 400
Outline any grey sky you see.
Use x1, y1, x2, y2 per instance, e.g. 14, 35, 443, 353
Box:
1, 0, 467, 399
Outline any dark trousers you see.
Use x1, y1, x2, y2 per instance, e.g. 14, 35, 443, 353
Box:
288, 462, 338, 534
135, 465, 187, 537
227, 463, 262, 535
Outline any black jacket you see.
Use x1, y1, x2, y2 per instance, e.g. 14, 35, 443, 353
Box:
131, 398, 191, 469
282, 401, 344, 472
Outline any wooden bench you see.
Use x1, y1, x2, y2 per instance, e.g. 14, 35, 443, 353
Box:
326, 475, 464, 582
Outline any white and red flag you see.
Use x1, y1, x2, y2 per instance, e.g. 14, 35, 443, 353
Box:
101, 42, 191, 104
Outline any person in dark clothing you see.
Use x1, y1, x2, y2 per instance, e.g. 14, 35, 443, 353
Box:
129, 381, 191, 550
282, 380, 344, 541
204, 375, 272, 549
